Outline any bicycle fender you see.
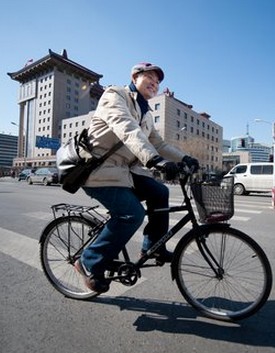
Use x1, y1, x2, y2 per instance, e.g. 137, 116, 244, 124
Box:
39, 216, 66, 243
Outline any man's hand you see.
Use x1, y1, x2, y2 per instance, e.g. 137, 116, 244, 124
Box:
146, 156, 178, 180
182, 155, 199, 172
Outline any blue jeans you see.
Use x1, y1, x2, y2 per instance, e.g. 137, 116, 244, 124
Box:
81, 174, 169, 276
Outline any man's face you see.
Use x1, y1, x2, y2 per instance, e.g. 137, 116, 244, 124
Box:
134, 70, 160, 100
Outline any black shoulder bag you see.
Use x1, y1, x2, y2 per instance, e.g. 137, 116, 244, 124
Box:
56, 128, 123, 194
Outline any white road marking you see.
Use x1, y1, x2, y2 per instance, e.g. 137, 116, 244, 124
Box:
0, 227, 146, 297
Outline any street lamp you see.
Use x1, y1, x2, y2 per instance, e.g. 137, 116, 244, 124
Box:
11, 121, 26, 168
254, 118, 275, 208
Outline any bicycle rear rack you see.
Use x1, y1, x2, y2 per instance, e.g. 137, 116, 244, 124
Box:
50, 203, 109, 226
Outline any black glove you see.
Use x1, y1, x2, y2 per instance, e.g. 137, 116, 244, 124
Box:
182, 155, 199, 173
146, 156, 178, 181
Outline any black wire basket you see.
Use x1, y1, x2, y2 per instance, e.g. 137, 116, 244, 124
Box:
191, 176, 234, 223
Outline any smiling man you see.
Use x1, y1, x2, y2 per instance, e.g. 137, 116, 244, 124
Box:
75, 62, 199, 293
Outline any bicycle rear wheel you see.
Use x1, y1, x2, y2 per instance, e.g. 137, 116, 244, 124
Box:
172, 224, 272, 321
40, 215, 101, 299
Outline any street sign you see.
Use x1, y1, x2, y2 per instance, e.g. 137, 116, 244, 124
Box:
36, 136, 60, 150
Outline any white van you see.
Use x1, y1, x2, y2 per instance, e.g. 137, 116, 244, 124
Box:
225, 162, 274, 195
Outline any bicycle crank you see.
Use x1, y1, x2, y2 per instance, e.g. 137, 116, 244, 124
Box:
117, 263, 141, 286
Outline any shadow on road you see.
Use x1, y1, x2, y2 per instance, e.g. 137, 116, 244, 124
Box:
89, 295, 275, 347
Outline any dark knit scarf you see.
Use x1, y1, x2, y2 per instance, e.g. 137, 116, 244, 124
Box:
129, 82, 149, 118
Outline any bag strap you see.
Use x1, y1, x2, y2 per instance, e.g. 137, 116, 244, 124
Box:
97, 140, 124, 163
78, 129, 94, 154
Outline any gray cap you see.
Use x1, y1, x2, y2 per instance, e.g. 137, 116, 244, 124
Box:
131, 62, 164, 82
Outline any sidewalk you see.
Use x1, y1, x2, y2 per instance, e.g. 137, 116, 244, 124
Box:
0, 176, 18, 182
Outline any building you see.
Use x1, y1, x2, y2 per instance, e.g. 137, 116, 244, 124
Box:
0, 133, 18, 176
221, 135, 272, 172
61, 112, 93, 142
149, 89, 223, 172
8, 49, 104, 168
8, 51, 223, 172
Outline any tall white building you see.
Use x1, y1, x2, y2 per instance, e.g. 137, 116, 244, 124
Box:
8, 49, 103, 167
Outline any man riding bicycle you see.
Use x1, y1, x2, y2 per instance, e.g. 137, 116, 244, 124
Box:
75, 62, 199, 293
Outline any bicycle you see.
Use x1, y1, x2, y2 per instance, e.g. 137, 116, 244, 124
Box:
39, 169, 273, 322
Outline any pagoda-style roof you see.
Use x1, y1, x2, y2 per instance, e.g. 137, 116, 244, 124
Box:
7, 49, 103, 83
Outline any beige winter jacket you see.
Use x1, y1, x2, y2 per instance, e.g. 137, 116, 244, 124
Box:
84, 85, 186, 188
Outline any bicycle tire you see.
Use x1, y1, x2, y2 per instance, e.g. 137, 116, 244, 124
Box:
172, 224, 272, 321
40, 215, 101, 299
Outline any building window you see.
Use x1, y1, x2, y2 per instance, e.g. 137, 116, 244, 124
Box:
184, 112, 187, 120
155, 103, 160, 110
154, 116, 160, 123
177, 109, 180, 116
191, 116, 194, 122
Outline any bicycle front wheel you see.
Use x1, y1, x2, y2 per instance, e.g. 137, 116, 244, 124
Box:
40, 216, 101, 299
172, 224, 272, 321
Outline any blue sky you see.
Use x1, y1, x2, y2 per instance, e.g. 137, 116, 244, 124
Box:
1, 0, 274, 145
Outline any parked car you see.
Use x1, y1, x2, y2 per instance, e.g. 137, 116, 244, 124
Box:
225, 162, 274, 195
27, 167, 59, 186
18, 169, 33, 181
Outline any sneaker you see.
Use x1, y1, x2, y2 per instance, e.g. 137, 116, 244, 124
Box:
140, 249, 174, 263
74, 259, 110, 293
